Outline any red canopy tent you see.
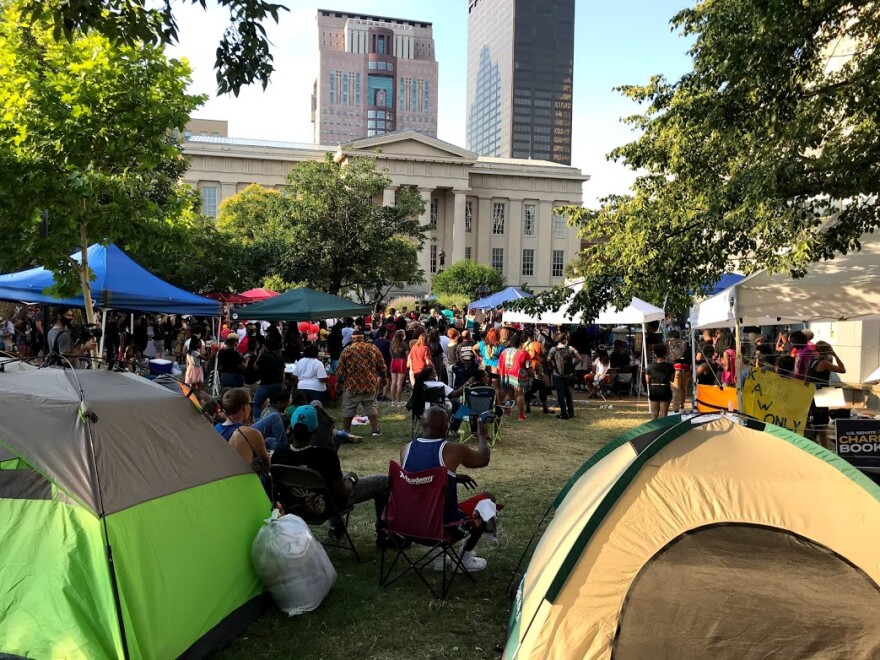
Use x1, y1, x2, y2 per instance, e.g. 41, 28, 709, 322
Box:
205, 292, 251, 304
238, 288, 278, 302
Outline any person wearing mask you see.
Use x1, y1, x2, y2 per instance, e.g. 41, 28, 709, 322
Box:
45, 306, 96, 367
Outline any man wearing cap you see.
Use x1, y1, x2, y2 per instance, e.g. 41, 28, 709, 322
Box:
335, 328, 386, 437
273, 405, 388, 541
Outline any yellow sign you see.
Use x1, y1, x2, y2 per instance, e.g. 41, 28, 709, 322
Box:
742, 368, 815, 435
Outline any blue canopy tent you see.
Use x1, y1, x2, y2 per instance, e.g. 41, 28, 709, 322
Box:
469, 286, 532, 310
707, 273, 745, 297
0, 244, 220, 316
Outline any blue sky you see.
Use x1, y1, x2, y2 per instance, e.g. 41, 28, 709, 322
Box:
169, 1, 694, 206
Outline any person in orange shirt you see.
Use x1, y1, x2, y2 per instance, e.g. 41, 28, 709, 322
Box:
408, 333, 432, 385
523, 330, 550, 414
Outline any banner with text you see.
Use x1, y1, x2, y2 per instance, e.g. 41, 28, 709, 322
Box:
835, 418, 880, 471
742, 368, 815, 435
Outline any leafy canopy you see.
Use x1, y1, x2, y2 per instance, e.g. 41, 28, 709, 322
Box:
214, 158, 426, 299
542, 0, 880, 320
0, 3, 204, 314
19, 0, 285, 95
431, 259, 505, 300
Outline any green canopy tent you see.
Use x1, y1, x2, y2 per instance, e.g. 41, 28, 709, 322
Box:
236, 287, 370, 321
0, 369, 269, 659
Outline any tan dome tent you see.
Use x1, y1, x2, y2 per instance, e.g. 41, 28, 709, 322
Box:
504, 415, 880, 660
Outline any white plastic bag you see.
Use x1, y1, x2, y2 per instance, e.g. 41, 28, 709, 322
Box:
251, 512, 336, 616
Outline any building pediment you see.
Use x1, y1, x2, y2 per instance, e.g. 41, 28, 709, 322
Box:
337, 131, 478, 164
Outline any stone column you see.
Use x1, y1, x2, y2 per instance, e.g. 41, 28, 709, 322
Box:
477, 197, 492, 265
451, 190, 468, 264
418, 188, 433, 284
382, 187, 396, 207
536, 200, 554, 288
507, 198, 523, 285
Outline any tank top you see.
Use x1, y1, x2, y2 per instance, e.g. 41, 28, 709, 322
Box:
807, 358, 831, 389
401, 438, 460, 523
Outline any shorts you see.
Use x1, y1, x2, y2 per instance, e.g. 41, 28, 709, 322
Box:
342, 390, 378, 417
390, 358, 407, 375
648, 385, 672, 402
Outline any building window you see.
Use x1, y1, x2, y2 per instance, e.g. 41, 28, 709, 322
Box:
377, 36, 385, 54
342, 72, 349, 105
553, 211, 567, 238
465, 201, 473, 233
523, 203, 536, 236
522, 249, 534, 277
200, 186, 217, 218
491, 248, 504, 274
465, 246, 472, 260
355, 72, 361, 105
329, 71, 335, 104
411, 81, 417, 113
429, 198, 438, 230
399, 78, 405, 110
430, 244, 438, 274
552, 250, 565, 278
492, 202, 505, 235
368, 61, 377, 70
424, 80, 429, 110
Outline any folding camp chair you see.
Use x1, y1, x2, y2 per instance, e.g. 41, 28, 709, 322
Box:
271, 464, 361, 561
613, 366, 637, 397
378, 460, 476, 600
595, 368, 618, 401
408, 385, 448, 437
455, 385, 501, 445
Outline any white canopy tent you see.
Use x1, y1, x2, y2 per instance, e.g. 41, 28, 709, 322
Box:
689, 232, 880, 330
503, 281, 666, 326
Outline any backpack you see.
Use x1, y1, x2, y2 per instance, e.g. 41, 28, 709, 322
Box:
553, 346, 575, 378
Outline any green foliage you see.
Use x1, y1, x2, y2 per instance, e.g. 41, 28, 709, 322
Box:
19, 0, 286, 96
436, 294, 471, 311
353, 236, 423, 307
386, 296, 419, 312
0, 4, 204, 315
552, 0, 880, 320
431, 259, 505, 299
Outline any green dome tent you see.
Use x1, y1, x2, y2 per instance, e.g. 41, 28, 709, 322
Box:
0, 369, 269, 659
505, 415, 880, 659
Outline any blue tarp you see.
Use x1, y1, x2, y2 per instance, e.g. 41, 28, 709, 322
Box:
469, 286, 532, 310
708, 273, 746, 297
0, 244, 221, 315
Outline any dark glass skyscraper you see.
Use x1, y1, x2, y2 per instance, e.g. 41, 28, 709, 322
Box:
466, 0, 575, 164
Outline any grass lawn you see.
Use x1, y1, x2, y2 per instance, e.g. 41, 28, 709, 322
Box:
220, 399, 649, 660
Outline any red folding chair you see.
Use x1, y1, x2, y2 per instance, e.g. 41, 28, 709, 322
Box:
378, 460, 476, 599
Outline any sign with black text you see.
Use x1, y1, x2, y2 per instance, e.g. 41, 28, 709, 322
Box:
835, 418, 880, 471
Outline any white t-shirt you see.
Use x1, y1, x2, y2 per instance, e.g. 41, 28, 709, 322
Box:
593, 358, 610, 381
293, 358, 328, 392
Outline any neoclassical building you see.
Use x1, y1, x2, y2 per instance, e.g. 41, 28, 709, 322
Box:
182, 131, 588, 292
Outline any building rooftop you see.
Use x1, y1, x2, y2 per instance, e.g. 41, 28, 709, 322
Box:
317, 8, 431, 28
186, 136, 336, 151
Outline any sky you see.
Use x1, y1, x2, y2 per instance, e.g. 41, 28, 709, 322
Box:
168, 1, 694, 207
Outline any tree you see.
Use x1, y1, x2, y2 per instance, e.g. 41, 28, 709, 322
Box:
550, 1, 880, 321
354, 236, 423, 307
431, 259, 505, 300
0, 4, 204, 330
275, 155, 426, 296
19, 0, 285, 95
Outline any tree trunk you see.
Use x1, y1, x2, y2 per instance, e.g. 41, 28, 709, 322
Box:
77, 223, 99, 360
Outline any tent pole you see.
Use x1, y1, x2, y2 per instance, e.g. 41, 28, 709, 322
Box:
99, 309, 108, 368
733, 289, 744, 412
690, 326, 698, 411
640, 322, 646, 407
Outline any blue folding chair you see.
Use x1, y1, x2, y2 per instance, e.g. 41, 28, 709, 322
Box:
455, 385, 500, 445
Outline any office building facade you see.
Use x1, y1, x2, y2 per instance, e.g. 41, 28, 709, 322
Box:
466, 0, 575, 164
312, 9, 439, 145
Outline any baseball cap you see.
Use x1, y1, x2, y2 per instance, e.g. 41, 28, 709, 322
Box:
290, 405, 318, 432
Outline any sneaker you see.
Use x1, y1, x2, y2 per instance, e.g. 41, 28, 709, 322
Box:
518, 412, 527, 421
456, 550, 487, 573
371, 429, 382, 437
556, 414, 570, 420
